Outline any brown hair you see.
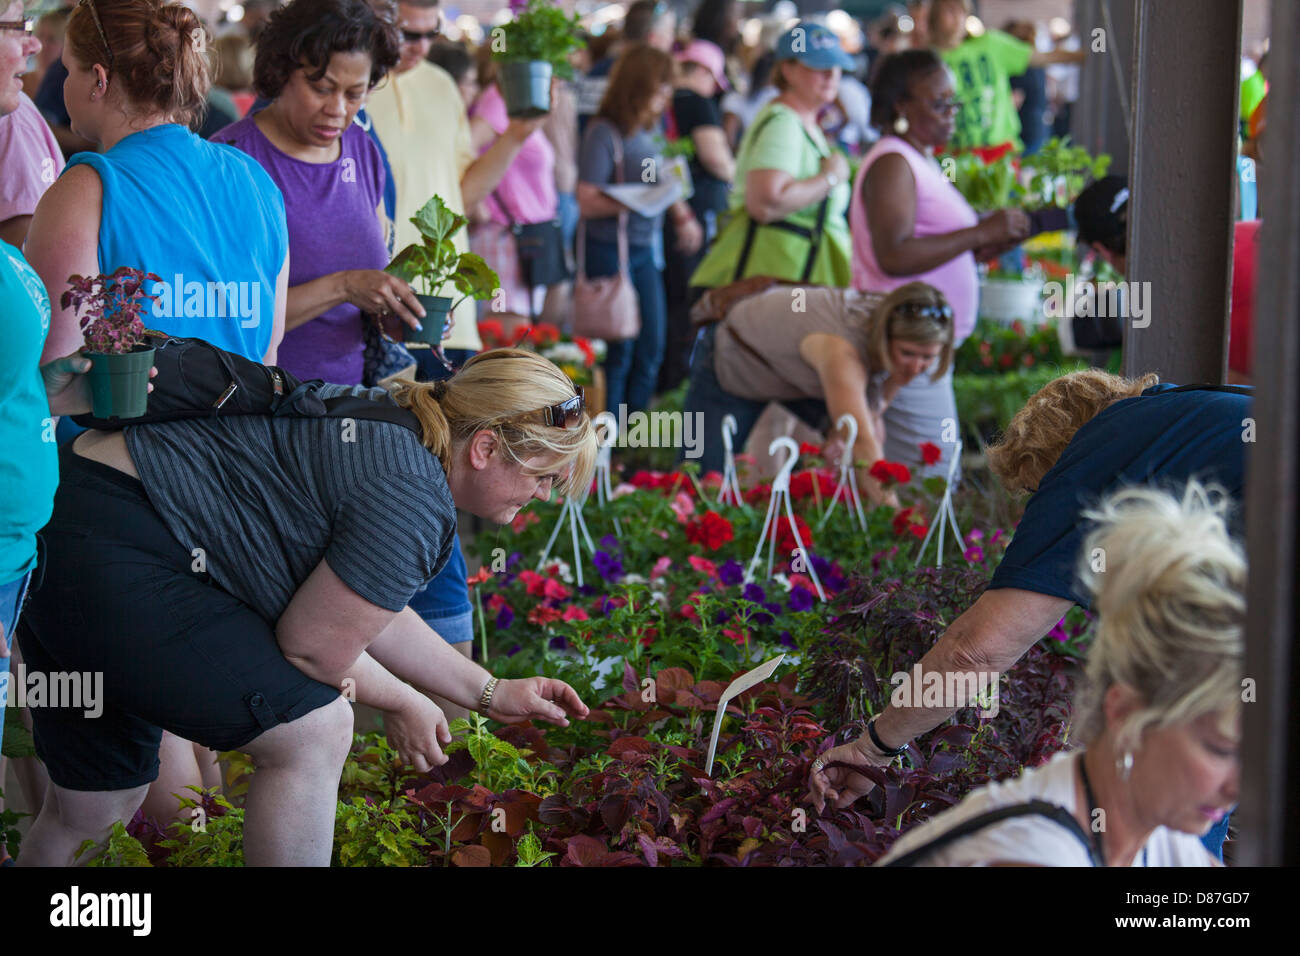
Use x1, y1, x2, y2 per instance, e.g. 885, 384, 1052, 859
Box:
67, 0, 211, 126
253, 0, 402, 101
863, 282, 956, 381
598, 44, 675, 135
389, 348, 597, 498
986, 369, 1160, 495
473, 39, 497, 90
213, 33, 253, 92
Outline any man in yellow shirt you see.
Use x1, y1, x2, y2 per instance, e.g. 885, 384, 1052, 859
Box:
368, 0, 545, 357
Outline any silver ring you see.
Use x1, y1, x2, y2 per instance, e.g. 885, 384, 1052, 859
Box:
811, 758, 825, 773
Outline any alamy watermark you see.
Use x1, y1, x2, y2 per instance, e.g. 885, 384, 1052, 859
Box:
150, 274, 261, 328
599, 405, 706, 460
1042, 273, 1151, 329
1, 664, 103, 718
889, 665, 1001, 718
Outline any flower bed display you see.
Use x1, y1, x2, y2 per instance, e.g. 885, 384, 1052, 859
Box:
64, 450, 1094, 867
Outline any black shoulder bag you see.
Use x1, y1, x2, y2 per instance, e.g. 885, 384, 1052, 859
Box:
880, 799, 1102, 867
492, 188, 572, 318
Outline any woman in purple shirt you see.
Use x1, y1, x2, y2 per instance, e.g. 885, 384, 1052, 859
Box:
213, 0, 423, 386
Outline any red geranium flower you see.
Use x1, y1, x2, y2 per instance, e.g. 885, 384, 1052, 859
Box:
722, 628, 748, 646
542, 578, 570, 601
573, 336, 595, 365
518, 569, 546, 596
789, 470, 836, 501
533, 322, 562, 346
562, 605, 589, 622
477, 319, 506, 347
688, 554, 719, 577
798, 442, 823, 457
527, 605, 563, 626
744, 482, 772, 504
869, 460, 912, 486
685, 511, 735, 551
775, 514, 813, 554
909, 522, 928, 539
920, 442, 942, 466
466, 567, 492, 587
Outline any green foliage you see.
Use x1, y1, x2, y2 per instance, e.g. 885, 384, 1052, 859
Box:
2, 705, 34, 758
493, 0, 585, 78
951, 152, 1017, 212
77, 821, 153, 867
954, 361, 1090, 447
334, 797, 430, 867
1020, 137, 1112, 208
513, 829, 555, 867
386, 194, 499, 303
446, 713, 560, 795
155, 788, 245, 866
955, 317, 1064, 377
0, 787, 25, 858
339, 733, 411, 805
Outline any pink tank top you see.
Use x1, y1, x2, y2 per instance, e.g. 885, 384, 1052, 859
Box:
850, 135, 980, 343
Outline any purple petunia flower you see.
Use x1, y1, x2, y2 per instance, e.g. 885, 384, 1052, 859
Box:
742, 583, 766, 604
715, 609, 730, 625
719, 559, 744, 586
599, 534, 620, 552
788, 586, 814, 612
778, 630, 797, 648
496, 606, 514, 629
593, 550, 624, 582
548, 636, 568, 650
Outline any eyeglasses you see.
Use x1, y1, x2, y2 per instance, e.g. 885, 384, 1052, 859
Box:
401, 27, 441, 43
78, 0, 115, 69
0, 17, 35, 35
539, 387, 586, 429
929, 97, 963, 114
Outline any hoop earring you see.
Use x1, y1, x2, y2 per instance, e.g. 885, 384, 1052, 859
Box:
1116, 750, 1133, 781
893, 115, 909, 135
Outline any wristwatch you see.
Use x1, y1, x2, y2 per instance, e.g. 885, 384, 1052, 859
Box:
824, 171, 840, 190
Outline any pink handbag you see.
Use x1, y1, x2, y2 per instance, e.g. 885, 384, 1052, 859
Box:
572, 122, 641, 341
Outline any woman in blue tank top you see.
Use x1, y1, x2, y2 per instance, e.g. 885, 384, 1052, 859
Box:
24, 0, 289, 367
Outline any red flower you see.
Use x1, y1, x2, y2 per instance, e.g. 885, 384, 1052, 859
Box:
562, 605, 589, 622
920, 442, 942, 466
891, 507, 916, 536
744, 482, 772, 504
527, 605, 563, 626
477, 319, 506, 347
511, 510, 539, 533
999, 353, 1014, 369
542, 578, 570, 601
573, 337, 595, 365
466, 567, 493, 587
722, 628, 748, 646
533, 322, 562, 346
518, 569, 546, 596
685, 511, 735, 551
869, 460, 912, 486
775, 514, 813, 554
678, 601, 700, 621
798, 442, 823, 457
789, 470, 836, 501
908, 522, 928, 539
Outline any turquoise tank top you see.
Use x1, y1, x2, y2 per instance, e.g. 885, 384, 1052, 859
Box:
66, 124, 287, 360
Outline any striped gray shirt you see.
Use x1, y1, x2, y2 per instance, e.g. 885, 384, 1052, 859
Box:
125, 385, 454, 622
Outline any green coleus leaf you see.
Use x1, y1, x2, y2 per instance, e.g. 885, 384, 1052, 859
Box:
451, 253, 500, 300
385, 244, 426, 284
411, 193, 467, 244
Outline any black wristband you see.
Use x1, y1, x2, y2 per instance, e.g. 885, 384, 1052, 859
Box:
868, 718, 907, 757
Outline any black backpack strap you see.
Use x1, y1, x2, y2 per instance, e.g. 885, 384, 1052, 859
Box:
320, 394, 424, 439
1160, 383, 1254, 395
880, 799, 1101, 867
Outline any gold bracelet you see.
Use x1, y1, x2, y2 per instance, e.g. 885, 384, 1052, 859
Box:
477, 676, 499, 715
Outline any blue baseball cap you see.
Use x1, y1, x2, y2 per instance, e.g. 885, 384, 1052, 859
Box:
774, 22, 856, 71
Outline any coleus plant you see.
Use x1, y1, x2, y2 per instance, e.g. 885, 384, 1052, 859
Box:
61, 266, 161, 355
494, 0, 586, 80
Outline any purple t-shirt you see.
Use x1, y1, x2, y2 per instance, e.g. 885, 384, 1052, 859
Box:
212, 114, 388, 384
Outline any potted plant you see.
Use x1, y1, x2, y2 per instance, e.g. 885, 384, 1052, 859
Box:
385, 195, 499, 345
62, 267, 161, 420
492, 0, 585, 118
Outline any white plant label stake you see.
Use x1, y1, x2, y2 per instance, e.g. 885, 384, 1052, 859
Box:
704, 653, 786, 777
818, 413, 866, 531
914, 439, 965, 567
592, 411, 623, 537
715, 413, 746, 509
744, 437, 826, 601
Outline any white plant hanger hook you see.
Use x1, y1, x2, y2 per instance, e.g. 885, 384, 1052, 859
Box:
716, 413, 746, 508
914, 439, 965, 568
537, 479, 599, 588
744, 437, 826, 601
818, 413, 866, 531
592, 412, 623, 537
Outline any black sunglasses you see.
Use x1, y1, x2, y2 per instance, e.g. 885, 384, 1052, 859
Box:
540, 387, 585, 428
401, 27, 441, 43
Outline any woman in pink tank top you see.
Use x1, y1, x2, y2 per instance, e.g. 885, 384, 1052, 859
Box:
848, 50, 1029, 475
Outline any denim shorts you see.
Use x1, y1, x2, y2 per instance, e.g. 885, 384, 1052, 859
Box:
0, 570, 33, 757
19, 452, 340, 791
408, 537, 473, 645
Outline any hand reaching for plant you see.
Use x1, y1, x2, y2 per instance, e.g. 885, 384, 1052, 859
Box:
488, 677, 589, 728
41, 350, 157, 417
342, 269, 427, 331
807, 736, 890, 812
385, 692, 452, 773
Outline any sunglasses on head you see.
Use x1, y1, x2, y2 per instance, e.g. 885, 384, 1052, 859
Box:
896, 301, 954, 321
401, 27, 440, 43
540, 387, 585, 429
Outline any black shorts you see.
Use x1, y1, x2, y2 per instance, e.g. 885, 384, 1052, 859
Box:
18, 450, 340, 792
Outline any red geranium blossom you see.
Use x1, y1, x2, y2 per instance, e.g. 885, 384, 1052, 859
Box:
744, 482, 772, 504
527, 605, 563, 626
518, 569, 546, 596
477, 319, 506, 347
920, 441, 942, 466
562, 605, 589, 622
542, 578, 570, 601
685, 510, 735, 551
789, 470, 836, 501
775, 514, 813, 554
688, 554, 718, 577
798, 442, 823, 457
869, 460, 912, 486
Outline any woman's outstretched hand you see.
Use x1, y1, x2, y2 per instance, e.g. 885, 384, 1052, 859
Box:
489, 677, 589, 727
807, 736, 889, 812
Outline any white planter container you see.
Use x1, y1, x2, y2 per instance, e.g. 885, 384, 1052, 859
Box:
978, 277, 1047, 326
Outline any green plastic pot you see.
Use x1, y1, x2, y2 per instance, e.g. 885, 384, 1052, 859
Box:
405, 295, 451, 345
499, 60, 553, 118
85, 344, 155, 420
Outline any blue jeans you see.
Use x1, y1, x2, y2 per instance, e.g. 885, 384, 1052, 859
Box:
0, 571, 33, 757
682, 325, 828, 473
584, 235, 666, 414
557, 191, 579, 263
408, 535, 473, 645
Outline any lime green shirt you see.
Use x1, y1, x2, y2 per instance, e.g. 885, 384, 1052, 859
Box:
941, 30, 1034, 151
690, 101, 852, 289
1240, 69, 1266, 135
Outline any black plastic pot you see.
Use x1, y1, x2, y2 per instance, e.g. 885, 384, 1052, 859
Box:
85, 344, 155, 420
499, 60, 553, 118
405, 295, 452, 345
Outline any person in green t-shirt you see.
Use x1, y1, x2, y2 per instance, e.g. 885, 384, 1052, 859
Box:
929, 0, 1085, 155
690, 22, 855, 290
